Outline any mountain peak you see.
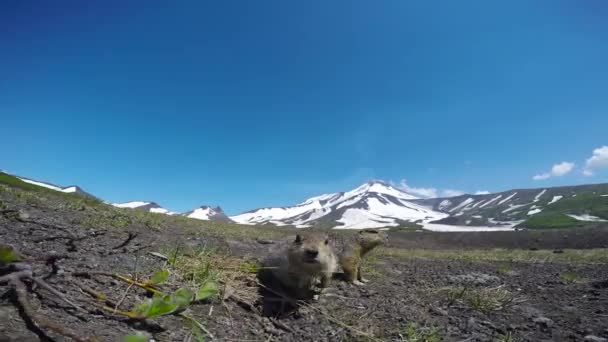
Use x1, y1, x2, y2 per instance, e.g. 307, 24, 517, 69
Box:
184, 205, 234, 223
231, 179, 436, 228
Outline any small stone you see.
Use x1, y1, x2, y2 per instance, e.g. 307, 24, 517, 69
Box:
430, 306, 448, 316
533, 316, 554, 328
18, 210, 30, 220
584, 336, 607, 342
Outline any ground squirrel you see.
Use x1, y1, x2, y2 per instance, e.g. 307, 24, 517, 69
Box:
339, 229, 388, 286
260, 232, 337, 300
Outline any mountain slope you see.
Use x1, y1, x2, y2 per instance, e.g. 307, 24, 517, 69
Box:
413, 183, 608, 228
183, 206, 234, 222
0, 171, 96, 199
230, 181, 447, 229
111, 201, 178, 215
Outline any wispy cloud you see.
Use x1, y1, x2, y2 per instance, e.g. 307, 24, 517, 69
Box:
533, 161, 575, 180
583, 146, 608, 176
441, 189, 465, 197
475, 190, 491, 195
396, 180, 466, 198
397, 180, 438, 198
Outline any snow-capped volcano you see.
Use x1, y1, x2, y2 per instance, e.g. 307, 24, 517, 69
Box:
112, 201, 177, 215
183, 206, 234, 222
230, 181, 447, 229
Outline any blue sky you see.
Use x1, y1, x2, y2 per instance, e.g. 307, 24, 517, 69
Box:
1, 1, 607, 214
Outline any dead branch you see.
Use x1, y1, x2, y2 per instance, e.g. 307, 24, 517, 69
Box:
4, 272, 97, 342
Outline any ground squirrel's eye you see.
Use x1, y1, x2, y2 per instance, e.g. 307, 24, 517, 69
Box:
324, 239, 329, 245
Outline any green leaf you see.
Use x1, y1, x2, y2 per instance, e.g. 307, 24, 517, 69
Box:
0, 245, 21, 265
123, 335, 148, 342
195, 281, 219, 301
147, 269, 169, 285
172, 287, 194, 311
133, 294, 178, 318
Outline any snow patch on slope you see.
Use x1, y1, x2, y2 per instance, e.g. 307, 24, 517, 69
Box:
498, 193, 517, 205
548, 196, 563, 205
534, 189, 547, 202
479, 195, 502, 208
449, 198, 474, 213
422, 223, 515, 232
187, 207, 216, 220
113, 201, 151, 208
567, 214, 607, 222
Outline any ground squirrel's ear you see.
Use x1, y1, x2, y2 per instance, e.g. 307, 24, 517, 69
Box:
295, 234, 302, 244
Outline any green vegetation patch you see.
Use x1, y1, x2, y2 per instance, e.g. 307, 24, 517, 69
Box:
520, 213, 584, 229
378, 247, 608, 264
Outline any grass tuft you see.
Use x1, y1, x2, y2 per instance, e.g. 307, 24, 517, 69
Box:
398, 322, 441, 342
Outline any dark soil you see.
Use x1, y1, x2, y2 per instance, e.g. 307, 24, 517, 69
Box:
1, 189, 608, 341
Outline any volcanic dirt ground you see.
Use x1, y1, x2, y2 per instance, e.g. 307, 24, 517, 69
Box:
1, 185, 608, 341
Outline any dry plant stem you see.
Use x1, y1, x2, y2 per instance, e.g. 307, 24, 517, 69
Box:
180, 312, 215, 340
72, 271, 162, 295
89, 302, 141, 319
9, 274, 96, 342
114, 282, 135, 313
31, 277, 86, 312
71, 278, 119, 307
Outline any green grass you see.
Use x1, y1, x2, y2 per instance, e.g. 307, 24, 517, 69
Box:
520, 213, 585, 229
0, 172, 103, 207
496, 264, 513, 275
389, 221, 424, 232
377, 247, 608, 264
518, 192, 608, 229
560, 272, 581, 284
0, 172, 48, 191
0, 175, 291, 241
398, 323, 441, 342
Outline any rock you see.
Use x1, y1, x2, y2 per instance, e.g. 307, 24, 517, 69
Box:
18, 210, 30, 221
429, 306, 448, 316
533, 316, 554, 328
584, 336, 607, 342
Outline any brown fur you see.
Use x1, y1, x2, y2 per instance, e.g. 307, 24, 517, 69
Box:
262, 232, 337, 299
339, 229, 388, 285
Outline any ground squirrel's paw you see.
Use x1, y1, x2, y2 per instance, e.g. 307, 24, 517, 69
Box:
312, 294, 320, 301
360, 278, 370, 283
353, 280, 365, 286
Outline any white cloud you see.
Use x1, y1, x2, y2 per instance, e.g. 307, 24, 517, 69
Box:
475, 191, 491, 195
552, 162, 575, 176
397, 180, 438, 198
583, 146, 608, 176
441, 189, 465, 197
533, 161, 575, 180
533, 173, 551, 181
396, 180, 466, 198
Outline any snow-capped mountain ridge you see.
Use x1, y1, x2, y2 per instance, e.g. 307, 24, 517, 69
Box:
111, 201, 178, 215
230, 181, 445, 229
183, 206, 234, 222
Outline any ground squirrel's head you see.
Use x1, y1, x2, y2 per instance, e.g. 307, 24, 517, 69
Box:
357, 229, 388, 250
288, 233, 332, 269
